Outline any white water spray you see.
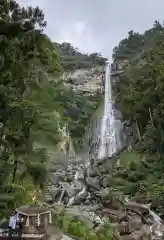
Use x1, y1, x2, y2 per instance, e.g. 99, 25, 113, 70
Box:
98, 64, 117, 159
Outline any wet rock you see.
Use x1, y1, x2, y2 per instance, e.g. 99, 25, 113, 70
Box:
151, 223, 164, 238
125, 202, 150, 214
88, 169, 98, 177
67, 188, 76, 199
103, 199, 124, 210
119, 221, 132, 235
86, 177, 100, 190
102, 209, 124, 222
44, 193, 53, 203
119, 230, 144, 240
128, 215, 142, 232
141, 225, 153, 239
101, 176, 109, 187
50, 172, 66, 183
119, 212, 129, 222
66, 182, 84, 199
66, 175, 73, 183
50, 186, 61, 199
74, 181, 84, 192
60, 234, 75, 240
100, 188, 109, 198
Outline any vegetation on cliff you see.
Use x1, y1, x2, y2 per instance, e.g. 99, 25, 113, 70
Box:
0, 0, 104, 217
111, 21, 164, 215
57, 85, 102, 148
0, 0, 63, 216
56, 42, 108, 70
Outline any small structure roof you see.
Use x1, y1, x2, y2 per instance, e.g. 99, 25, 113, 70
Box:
16, 205, 50, 216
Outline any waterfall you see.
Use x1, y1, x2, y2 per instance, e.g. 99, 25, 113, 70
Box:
66, 63, 118, 206
98, 63, 117, 159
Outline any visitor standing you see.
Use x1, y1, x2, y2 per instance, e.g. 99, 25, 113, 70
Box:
8, 211, 18, 239
17, 215, 24, 239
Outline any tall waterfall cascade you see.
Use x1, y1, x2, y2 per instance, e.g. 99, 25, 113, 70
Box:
98, 64, 117, 159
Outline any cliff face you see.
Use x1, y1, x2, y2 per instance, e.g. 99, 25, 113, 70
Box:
54, 42, 130, 159
63, 67, 105, 96
50, 42, 107, 157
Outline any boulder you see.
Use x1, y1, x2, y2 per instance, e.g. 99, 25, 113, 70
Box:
86, 177, 100, 190
124, 202, 149, 214
119, 230, 144, 240
128, 215, 142, 232
60, 235, 75, 240
50, 172, 65, 183
44, 193, 53, 203
119, 221, 132, 235
102, 209, 125, 222
101, 176, 109, 187
50, 186, 61, 200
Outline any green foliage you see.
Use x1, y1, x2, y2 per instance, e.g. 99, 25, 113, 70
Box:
53, 213, 115, 240
0, 0, 105, 217
111, 20, 164, 212
114, 21, 164, 153
0, 0, 64, 216
105, 187, 125, 203
0, 181, 35, 218
53, 83, 102, 148
56, 42, 108, 70
109, 150, 164, 214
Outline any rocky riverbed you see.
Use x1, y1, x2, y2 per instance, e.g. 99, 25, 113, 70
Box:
44, 156, 164, 240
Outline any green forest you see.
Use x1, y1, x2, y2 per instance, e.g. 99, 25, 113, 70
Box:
0, 1, 104, 217
111, 21, 164, 215
2, 0, 164, 231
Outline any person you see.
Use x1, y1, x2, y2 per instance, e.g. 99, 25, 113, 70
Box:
17, 215, 24, 239
8, 211, 18, 239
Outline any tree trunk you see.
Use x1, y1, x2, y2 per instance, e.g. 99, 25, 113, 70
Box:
149, 108, 154, 127
136, 120, 141, 140
12, 158, 18, 183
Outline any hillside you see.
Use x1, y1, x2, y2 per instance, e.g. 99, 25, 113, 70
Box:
110, 20, 164, 215
3, 1, 164, 240
0, 0, 107, 219
53, 43, 105, 149
56, 42, 108, 70
44, 22, 164, 239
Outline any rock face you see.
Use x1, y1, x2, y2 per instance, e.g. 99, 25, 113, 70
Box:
45, 156, 164, 240
64, 67, 105, 96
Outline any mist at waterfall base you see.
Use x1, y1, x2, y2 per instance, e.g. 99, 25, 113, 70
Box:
98, 64, 117, 159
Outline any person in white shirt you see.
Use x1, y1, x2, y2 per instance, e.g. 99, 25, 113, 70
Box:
8, 211, 19, 238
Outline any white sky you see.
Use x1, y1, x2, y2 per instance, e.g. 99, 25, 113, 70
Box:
18, 0, 164, 60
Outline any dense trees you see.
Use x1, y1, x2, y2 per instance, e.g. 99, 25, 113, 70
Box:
114, 21, 164, 153
0, 0, 66, 215
0, 0, 104, 216
56, 42, 108, 70
111, 21, 164, 213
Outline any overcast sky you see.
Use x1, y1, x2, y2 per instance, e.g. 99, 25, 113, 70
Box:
19, 0, 164, 60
